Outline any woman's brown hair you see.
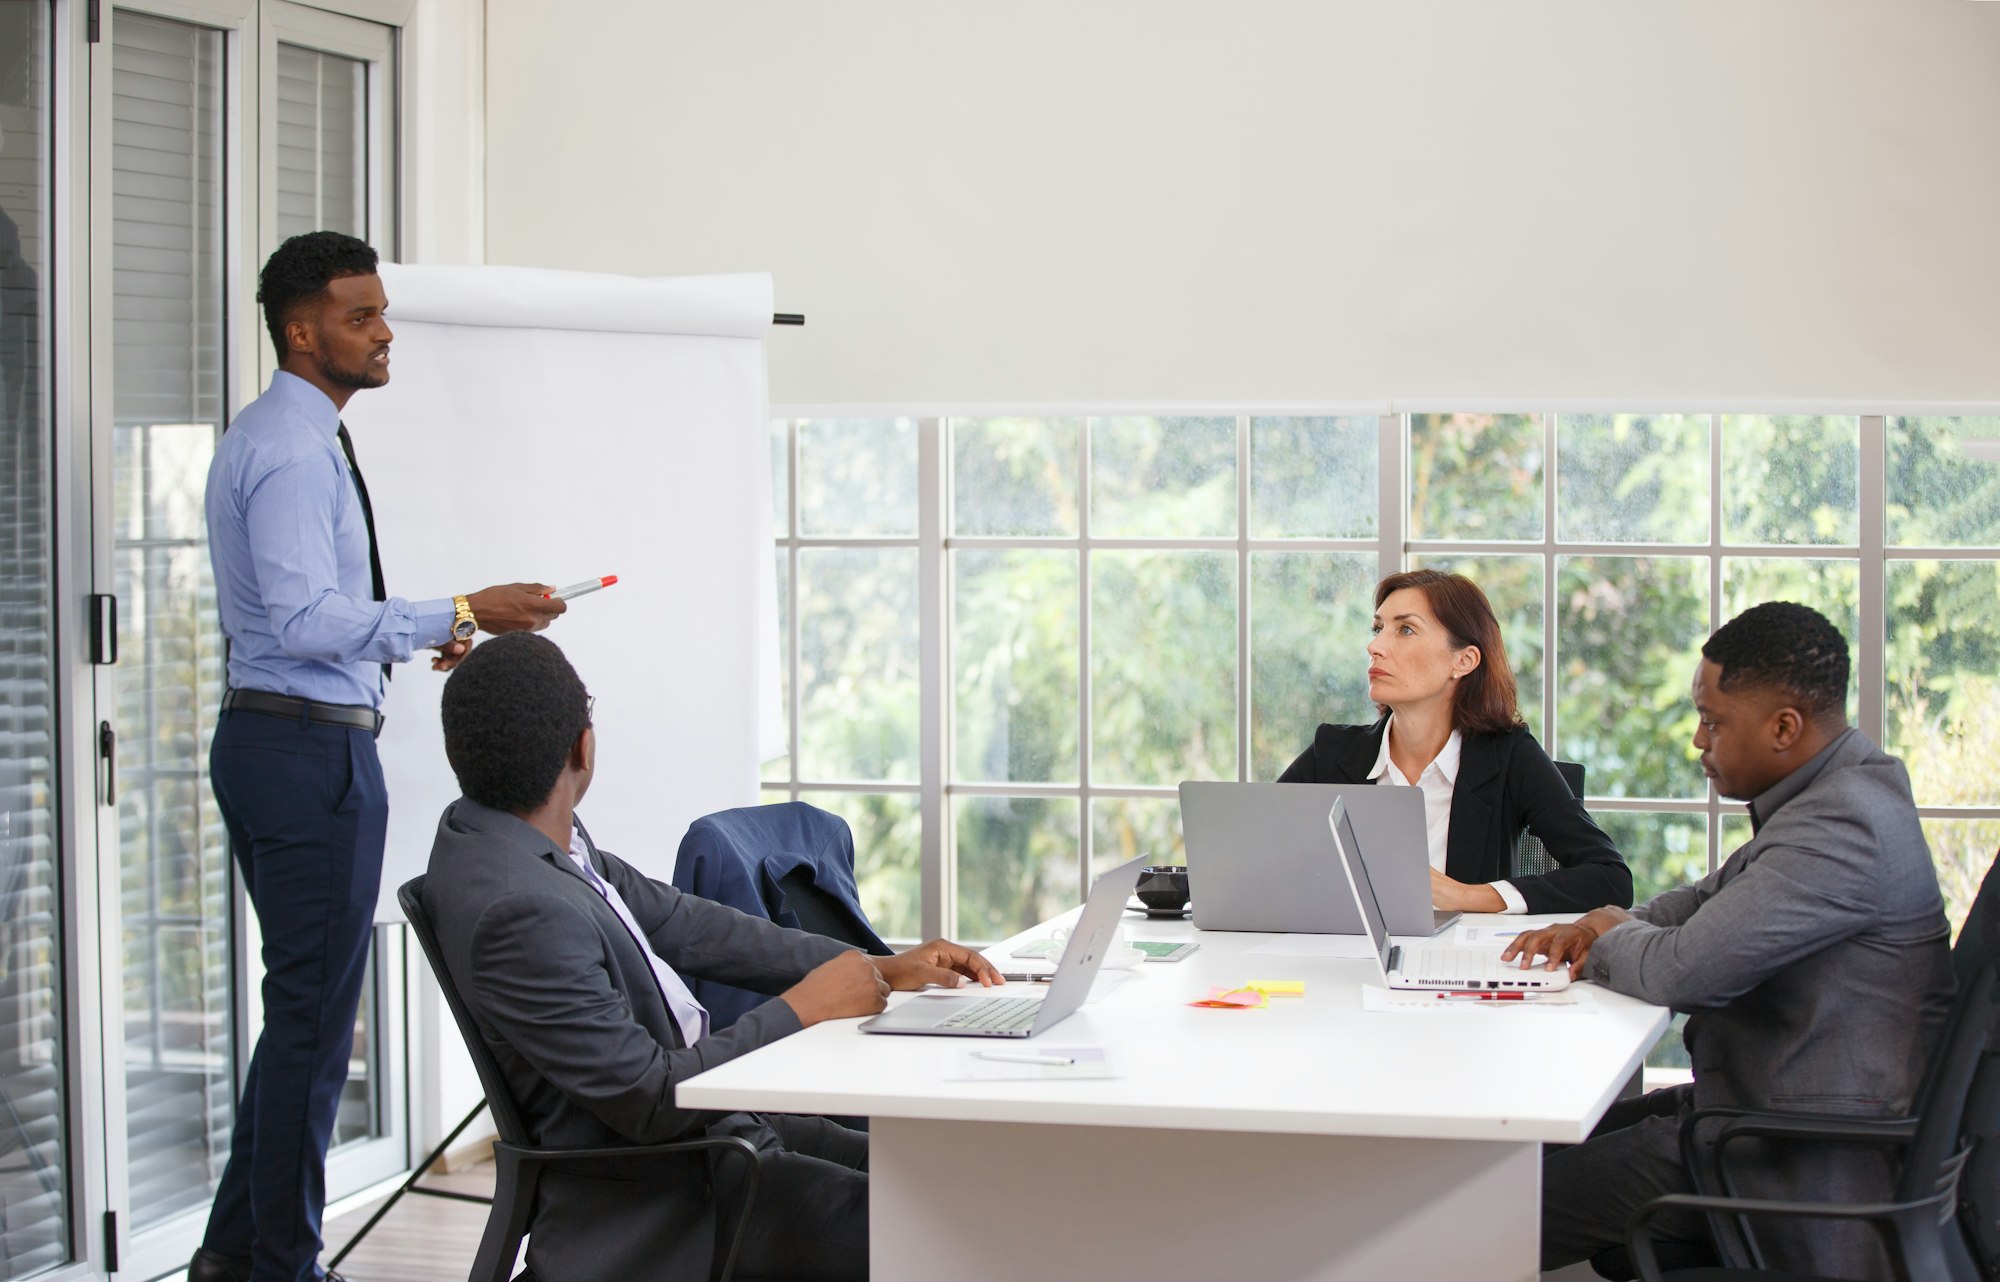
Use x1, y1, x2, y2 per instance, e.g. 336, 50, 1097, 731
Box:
1373, 569, 1524, 736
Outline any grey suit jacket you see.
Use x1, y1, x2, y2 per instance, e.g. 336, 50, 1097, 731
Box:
422, 799, 849, 1282
1585, 729, 1954, 1273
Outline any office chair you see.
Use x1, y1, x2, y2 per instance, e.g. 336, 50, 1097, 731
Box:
398, 877, 765, 1282
1513, 760, 1586, 879
1621, 850, 2000, 1282
674, 803, 893, 1032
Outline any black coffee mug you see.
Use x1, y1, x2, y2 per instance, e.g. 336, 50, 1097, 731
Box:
1134, 865, 1191, 911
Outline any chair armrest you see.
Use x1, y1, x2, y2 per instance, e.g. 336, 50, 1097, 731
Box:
1681, 1104, 1917, 1160
1675, 1108, 1919, 1270
502, 1134, 760, 1183
1626, 1190, 1920, 1282
1679, 1105, 1917, 1195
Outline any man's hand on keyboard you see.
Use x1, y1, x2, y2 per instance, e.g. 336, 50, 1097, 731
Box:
1504, 907, 1632, 980
781, 951, 891, 1026
878, 940, 1006, 992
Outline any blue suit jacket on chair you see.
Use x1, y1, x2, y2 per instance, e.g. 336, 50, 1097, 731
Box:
673, 802, 890, 1029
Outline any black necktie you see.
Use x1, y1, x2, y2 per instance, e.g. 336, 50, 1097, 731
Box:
336, 422, 392, 684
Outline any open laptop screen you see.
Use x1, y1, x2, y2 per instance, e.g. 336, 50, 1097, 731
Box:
1330, 797, 1395, 974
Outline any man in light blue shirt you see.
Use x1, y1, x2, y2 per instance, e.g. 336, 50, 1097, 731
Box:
192, 232, 564, 1282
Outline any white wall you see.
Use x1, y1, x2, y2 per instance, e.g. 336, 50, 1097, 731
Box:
403, 0, 484, 264
481, 0, 2000, 406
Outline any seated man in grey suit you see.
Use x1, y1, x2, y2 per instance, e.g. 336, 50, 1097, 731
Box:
1508, 602, 1953, 1279
421, 633, 1002, 1282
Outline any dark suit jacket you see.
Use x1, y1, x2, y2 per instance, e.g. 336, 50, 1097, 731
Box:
1585, 730, 1953, 1275
674, 802, 889, 1029
422, 799, 849, 1282
1276, 718, 1632, 914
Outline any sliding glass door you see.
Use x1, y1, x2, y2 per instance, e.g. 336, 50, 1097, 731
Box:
97, 9, 240, 1274
0, 1, 72, 1275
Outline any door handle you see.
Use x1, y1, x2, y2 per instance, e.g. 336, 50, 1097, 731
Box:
99, 721, 116, 806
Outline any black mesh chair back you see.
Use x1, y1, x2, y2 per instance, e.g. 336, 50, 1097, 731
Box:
399, 876, 763, 1282
1513, 760, 1585, 879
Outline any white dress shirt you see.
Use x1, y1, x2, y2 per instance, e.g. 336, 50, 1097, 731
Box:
1368, 717, 1528, 914
565, 831, 712, 1046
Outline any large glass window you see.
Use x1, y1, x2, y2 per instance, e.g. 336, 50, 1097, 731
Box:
0, 2, 70, 1273
766, 412, 2000, 993
110, 10, 233, 1231
766, 415, 1390, 941
1887, 416, 2000, 936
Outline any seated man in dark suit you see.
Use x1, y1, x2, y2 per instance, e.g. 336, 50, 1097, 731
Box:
422, 633, 1002, 1282
1509, 602, 1953, 1279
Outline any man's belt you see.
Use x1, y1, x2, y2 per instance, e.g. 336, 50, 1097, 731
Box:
222, 688, 384, 735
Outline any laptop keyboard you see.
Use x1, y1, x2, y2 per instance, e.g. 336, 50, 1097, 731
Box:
935, 996, 1042, 1032
1404, 946, 1516, 984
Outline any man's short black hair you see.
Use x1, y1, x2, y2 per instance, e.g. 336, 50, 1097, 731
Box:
441, 634, 593, 814
1702, 601, 1850, 723
258, 231, 378, 361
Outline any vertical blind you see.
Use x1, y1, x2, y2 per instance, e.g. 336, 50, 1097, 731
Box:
275, 43, 365, 240
0, 1, 70, 1275
110, 9, 235, 1233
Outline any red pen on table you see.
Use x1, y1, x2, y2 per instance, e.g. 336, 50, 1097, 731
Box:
545, 575, 618, 601
1435, 990, 1528, 1002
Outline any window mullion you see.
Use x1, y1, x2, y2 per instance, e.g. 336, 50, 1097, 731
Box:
1708, 413, 1725, 872
1237, 414, 1251, 782
1380, 414, 1404, 582
1077, 418, 1093, 902
918, 417, 947, 940
1542, 413, 1557, 755
1857, 415, 1887, 748
786, 418, 801, 802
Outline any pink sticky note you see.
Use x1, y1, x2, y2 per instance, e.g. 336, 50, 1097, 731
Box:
1189, 986, 1266, 1009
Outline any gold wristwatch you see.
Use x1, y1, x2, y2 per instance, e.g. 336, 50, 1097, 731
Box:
451, 594, 477, 641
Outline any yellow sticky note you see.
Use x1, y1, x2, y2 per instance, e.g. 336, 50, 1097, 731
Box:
1247, 980, 1305, 997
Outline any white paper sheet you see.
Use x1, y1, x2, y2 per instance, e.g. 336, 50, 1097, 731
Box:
1455, 923, 1531, 947
1359, 985, 1598, 1014
945, 1047, 1119, 1082
378, 263, 774, 339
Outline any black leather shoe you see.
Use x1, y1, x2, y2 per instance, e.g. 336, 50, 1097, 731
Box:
186, 1248, 252, 1282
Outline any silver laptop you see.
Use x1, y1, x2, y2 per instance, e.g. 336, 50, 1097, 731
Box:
1330, 796, 1569, 993
859, 855, 1146, 1039
1180, 782, 1458, 936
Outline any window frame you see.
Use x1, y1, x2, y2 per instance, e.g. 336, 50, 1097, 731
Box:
258, 0, 399, 266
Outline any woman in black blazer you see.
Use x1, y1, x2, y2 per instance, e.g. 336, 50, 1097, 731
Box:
1277, 569, 1632, 916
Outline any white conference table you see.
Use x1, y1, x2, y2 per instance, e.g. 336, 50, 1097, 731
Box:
680, 908, 1670, 1282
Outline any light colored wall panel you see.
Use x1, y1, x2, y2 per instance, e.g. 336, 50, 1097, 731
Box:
482, 1, 2000, 414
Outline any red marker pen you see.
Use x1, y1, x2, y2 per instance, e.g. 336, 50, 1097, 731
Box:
546, 575, 618, 601
1436, 990, 1528, 1001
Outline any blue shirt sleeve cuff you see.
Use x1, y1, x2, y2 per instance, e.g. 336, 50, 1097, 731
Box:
410, 598, 459, 649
